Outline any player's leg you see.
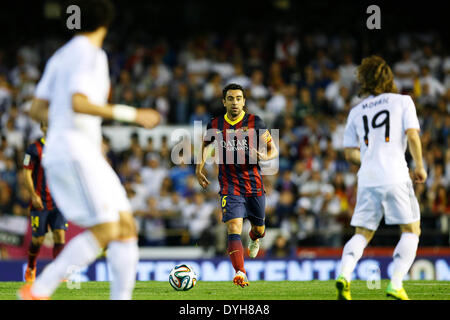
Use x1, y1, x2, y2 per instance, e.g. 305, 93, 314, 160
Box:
226, 217, 245, 272
98, 158, 140, 300
221, 195, 247, 274
51, 227, 66, 282
386, 221, 420, 300
221, 195, 249, 286
248, 224, 265, 257
106, 211, 139, 300
25, 210, 48, 282
25, 236, 45, 282
51, 230, 65, 258
21, 157, 120, 299
246, 195, 266, 258
336, 227, 375, 300
49, 208, 68, 259
23, 221, 119, 299
384, 181, 421, 300
339, 227, 375, 280
226, 217, 249, 287
336, 186, 382, 300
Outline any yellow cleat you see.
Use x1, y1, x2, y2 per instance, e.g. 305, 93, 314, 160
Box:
386, 282, 410, 300
336, 275, 352, 300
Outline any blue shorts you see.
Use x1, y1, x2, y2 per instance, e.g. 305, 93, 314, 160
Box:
30, 208, 68, 237
220, 194, 266, 226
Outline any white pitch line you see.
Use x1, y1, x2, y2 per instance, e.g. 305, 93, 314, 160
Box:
409, 283, 450, 286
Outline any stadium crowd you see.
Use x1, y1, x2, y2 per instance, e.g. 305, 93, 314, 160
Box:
0, 30, 449, 257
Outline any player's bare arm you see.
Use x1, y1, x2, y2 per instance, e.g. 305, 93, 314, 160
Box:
29, 99, 49, 123
252, 137, 278, 161
72, 93, 160, 129
23, 168, 44, 210
195, 141, 211, 189
406, 128, 427, 183
344, 147, 361, 166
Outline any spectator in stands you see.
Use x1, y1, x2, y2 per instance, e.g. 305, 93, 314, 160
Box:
0, 180, 13, 213
134, 196, 166, 246
141, 153, 168, 196
226, 63, 251, 89
0, 27, 448, 249
169, 156, 194, 195
210, 51, 234, 82
338, 53, 358, 91
266, 233, 294, 258
181, 192, 215, 244
295, 87, 314, 120
186, 47, 211, 86
418, 65, 445, 105
293, 197, 317, 246
189, 103, 211, 125
394, 50, 419, 93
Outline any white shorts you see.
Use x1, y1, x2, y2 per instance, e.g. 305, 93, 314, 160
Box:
43, 131, 131, 228
350, 180, 420, 231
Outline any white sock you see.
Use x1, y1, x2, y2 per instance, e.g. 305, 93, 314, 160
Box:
107, 239, 139, 300
391, 233, 419, 290
338, 234, 367, 281
32, 231, 101, 297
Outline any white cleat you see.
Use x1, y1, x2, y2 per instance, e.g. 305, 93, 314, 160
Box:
248, 238, 260, 258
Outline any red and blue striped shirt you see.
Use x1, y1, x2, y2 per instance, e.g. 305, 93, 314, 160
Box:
204, 112, 272, 197
23, 138, 56, 211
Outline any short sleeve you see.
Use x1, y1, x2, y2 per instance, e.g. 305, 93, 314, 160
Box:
203, 118, 215, 146
402, 95, 420, 132
23, 144, 38, 170
34, 60, 54, 101
68, 47, 95, 97
254, 115, 267, 131
343, 112, 359, 148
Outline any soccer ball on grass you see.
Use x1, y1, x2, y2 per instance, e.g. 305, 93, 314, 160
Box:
169, 264, 197, 291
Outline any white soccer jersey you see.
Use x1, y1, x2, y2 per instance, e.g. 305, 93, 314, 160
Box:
343, 93, 420, 187
32, 36, 130, 228
34, 35, 110, 159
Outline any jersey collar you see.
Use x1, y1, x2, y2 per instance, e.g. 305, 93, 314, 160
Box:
40, 137, 45, 145
224, 111, 245, 126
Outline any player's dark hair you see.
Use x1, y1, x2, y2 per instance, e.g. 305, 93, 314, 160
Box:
63, 0, 115, 32
222, 83, 246, 100
357, 55, 397, 96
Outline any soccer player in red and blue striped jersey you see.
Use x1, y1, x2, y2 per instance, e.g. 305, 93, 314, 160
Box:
196, 83, 278, 287
22, 121, 68, 282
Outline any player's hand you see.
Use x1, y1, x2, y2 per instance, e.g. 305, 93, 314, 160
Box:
413, 166, 427, 184
250, 147, 268, 162
31, 193, 44, 210
135, 108, 161, 129
195, 168, 210, 189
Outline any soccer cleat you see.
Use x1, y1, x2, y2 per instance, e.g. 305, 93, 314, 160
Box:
336, 275, 352, 300
24, 267, 36, 283
386, 282, 410, 300
17, 284, 50, 300
233, 271, 249, 288
248, 238, 260, 258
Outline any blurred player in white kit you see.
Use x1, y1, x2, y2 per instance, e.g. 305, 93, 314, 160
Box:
18, 0, 160, 300
336, 55, 427, 300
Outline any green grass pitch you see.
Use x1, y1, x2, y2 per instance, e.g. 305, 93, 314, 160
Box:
0, 280, 449, 300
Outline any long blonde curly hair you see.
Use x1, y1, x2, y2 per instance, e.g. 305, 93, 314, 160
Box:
357, 55, 397, 96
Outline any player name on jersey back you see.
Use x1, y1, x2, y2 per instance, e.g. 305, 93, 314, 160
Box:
361, 96, 389, 109
343, 93, 420, 187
